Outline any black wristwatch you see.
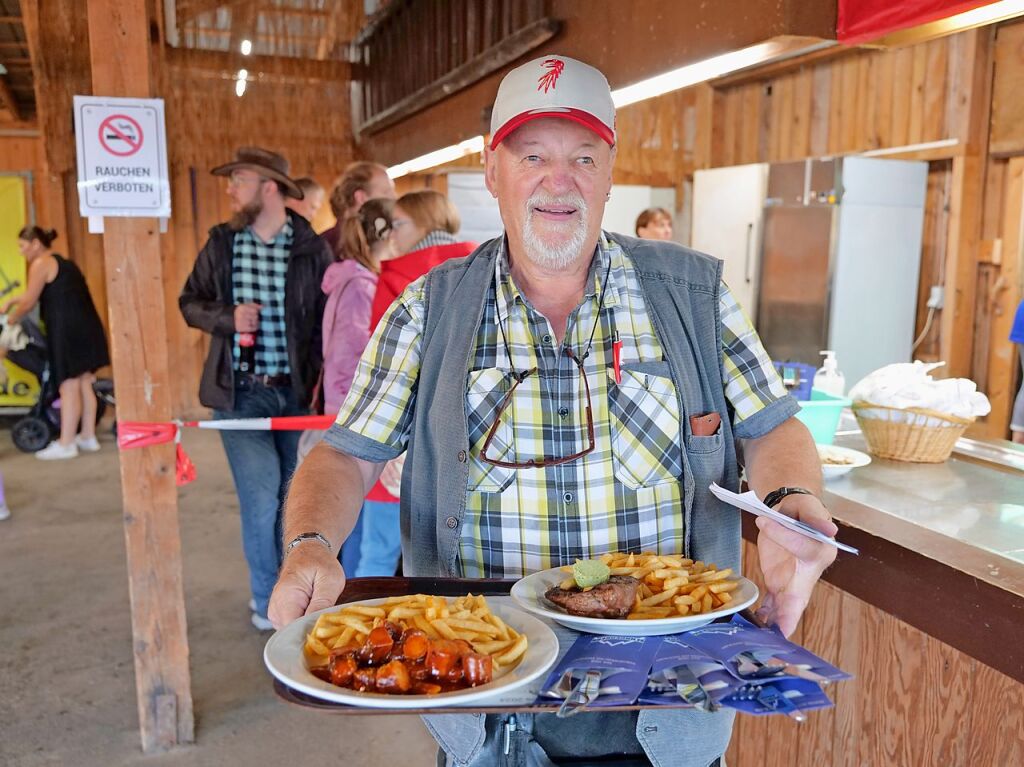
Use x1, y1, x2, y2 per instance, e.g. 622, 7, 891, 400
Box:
762, 486, 816, 509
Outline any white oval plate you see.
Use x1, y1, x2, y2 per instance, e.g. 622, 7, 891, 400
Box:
817, 444, 872, 480
263, 598, 560, 709
510, 567, 759, 636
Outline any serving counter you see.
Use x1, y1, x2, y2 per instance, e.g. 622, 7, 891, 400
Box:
728, 430, 1024, 766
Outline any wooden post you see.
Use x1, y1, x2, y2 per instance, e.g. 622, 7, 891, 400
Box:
939, 28, 995, 378
983, 157, 1024, 438
84, 0, 194, 752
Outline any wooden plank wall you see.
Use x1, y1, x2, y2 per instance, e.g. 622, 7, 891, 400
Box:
1, 56, 358, 417
401, 23, 1024, 436
11, 16, 1024, 421
147, 56, 357, 416
727, 540, 1024, 766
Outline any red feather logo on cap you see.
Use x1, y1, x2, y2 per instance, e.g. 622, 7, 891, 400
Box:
537, 58, 565, 93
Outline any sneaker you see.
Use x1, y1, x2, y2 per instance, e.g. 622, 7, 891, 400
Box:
0, 504, 10, 521
76, 435, 101, 452
35, 441, 79, 460
250, 612, 274, 631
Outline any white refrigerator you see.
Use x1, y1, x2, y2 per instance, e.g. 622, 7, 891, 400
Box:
692, 157, 928, 390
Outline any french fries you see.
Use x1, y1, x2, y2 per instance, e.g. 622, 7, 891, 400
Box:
591, 551, 742, 619
303, 593, 527, 675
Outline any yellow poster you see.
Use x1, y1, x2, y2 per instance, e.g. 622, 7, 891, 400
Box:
0, 175, 38, 408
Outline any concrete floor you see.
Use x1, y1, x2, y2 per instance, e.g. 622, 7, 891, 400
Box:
0, 425, 438, 767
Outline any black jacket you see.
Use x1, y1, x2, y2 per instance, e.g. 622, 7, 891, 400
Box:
179, 210, 332, 411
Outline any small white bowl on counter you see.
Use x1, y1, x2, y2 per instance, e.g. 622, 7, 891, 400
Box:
817, 444, 872, 480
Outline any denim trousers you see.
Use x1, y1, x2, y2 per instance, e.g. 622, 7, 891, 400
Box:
354, 499, 401, 577
1012, 344, 1024, 432
340, 507, 365, 576
214, 379, 302, 618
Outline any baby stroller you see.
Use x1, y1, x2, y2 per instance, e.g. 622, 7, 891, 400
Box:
2, 315, 113, 453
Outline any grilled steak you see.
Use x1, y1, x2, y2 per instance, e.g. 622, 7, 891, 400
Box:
544, 575, 641, 619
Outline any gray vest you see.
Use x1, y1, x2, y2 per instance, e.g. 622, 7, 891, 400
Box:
401, 234, 798, 767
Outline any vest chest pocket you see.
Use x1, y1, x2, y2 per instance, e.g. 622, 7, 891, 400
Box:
606, 367, 684, 489
465, 368, 516, 493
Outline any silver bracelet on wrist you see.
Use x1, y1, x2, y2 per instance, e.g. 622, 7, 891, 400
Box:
285, 531, 332, 554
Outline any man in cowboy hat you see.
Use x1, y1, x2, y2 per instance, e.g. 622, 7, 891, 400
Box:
180, 146, 332, 631
270, 56, 836, 765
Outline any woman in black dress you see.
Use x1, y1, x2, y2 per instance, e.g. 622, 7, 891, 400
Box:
0, 226, 110, 459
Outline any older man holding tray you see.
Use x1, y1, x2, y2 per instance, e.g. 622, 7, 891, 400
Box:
270, 55, 837, 767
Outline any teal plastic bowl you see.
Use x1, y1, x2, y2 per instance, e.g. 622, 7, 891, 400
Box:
795, 389, 852, 445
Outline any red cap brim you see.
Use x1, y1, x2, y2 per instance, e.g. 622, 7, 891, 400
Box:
490, 109, 615, 150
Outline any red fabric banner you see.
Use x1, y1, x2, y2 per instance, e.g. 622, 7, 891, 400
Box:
838, 0, 995, 44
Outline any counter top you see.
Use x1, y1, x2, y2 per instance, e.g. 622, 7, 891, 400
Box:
823, 430, 1024, 600
754, 420, 1024, 682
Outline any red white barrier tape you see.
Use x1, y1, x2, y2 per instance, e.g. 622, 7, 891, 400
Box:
117, 414, 337, 486
180, 414, 336, 432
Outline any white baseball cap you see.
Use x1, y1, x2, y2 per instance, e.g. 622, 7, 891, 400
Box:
489, 55, 616, 150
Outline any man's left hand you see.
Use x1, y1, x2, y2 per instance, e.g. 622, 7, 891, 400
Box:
754, 493, 837, 637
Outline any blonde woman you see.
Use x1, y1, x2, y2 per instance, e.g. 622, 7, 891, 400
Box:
369, 190, 477, 328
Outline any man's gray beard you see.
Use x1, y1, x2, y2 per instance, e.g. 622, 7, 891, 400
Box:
229, 197, 264, 231
520, 194, 588, 270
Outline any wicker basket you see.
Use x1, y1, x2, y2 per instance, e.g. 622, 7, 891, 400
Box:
852, 402, 973, 463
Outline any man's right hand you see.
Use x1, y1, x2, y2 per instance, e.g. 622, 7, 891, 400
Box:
268, 542, 346, 629
234, 302, 262, 333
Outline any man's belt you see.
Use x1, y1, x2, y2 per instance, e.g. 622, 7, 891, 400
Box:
236, 372, 291, 387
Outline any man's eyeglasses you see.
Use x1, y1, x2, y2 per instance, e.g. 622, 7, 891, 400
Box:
227, 173, 270, 189
480, 348, 595, 469
479, 255, 611, 470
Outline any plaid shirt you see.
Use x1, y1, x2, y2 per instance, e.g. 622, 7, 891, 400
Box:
231, 221, 292, 376
334, 235, 789, 578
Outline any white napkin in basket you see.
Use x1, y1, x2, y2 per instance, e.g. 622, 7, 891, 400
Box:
848, 362, 990, 420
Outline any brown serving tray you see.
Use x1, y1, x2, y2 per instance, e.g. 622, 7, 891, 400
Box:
272, 576, 762, 715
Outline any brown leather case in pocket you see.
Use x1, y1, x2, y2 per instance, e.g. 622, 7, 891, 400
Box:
689, 411, 722, 437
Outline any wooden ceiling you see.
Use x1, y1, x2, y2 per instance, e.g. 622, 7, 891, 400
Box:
2, 0, 34, 123
171, 0, 364, 61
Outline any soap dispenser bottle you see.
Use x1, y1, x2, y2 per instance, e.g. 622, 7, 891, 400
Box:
813, 350, 846, 397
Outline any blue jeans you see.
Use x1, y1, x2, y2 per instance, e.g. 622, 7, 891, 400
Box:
339, 507, 364, 576
354, 499, 401, 577
214, 379, 302, 618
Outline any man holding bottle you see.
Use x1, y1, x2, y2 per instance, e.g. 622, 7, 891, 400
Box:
180, 147, 332, 630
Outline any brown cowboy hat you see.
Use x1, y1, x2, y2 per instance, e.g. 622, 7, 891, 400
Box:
211, 146, 304, 200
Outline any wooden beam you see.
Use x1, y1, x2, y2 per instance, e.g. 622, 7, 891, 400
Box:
315, 0, 347, 61
358, 16, 561, 136
710, 39, 846, 88
0, 75, 22, 121
84, 0, 193, 753
0, 15, 24, 23
940, 28, 996, 379
165, 46, 348, 83
693, 82, 715, 171
181, 26, 323, 42
174, 0, 247, 24
981, 157, 1024, 438
228, 0, 257, 54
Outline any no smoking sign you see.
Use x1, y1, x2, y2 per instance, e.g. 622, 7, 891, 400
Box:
99, 114, 144, 157
74, 96, 170, 219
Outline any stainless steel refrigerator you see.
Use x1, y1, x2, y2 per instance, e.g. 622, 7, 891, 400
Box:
694, 157, 928, 390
